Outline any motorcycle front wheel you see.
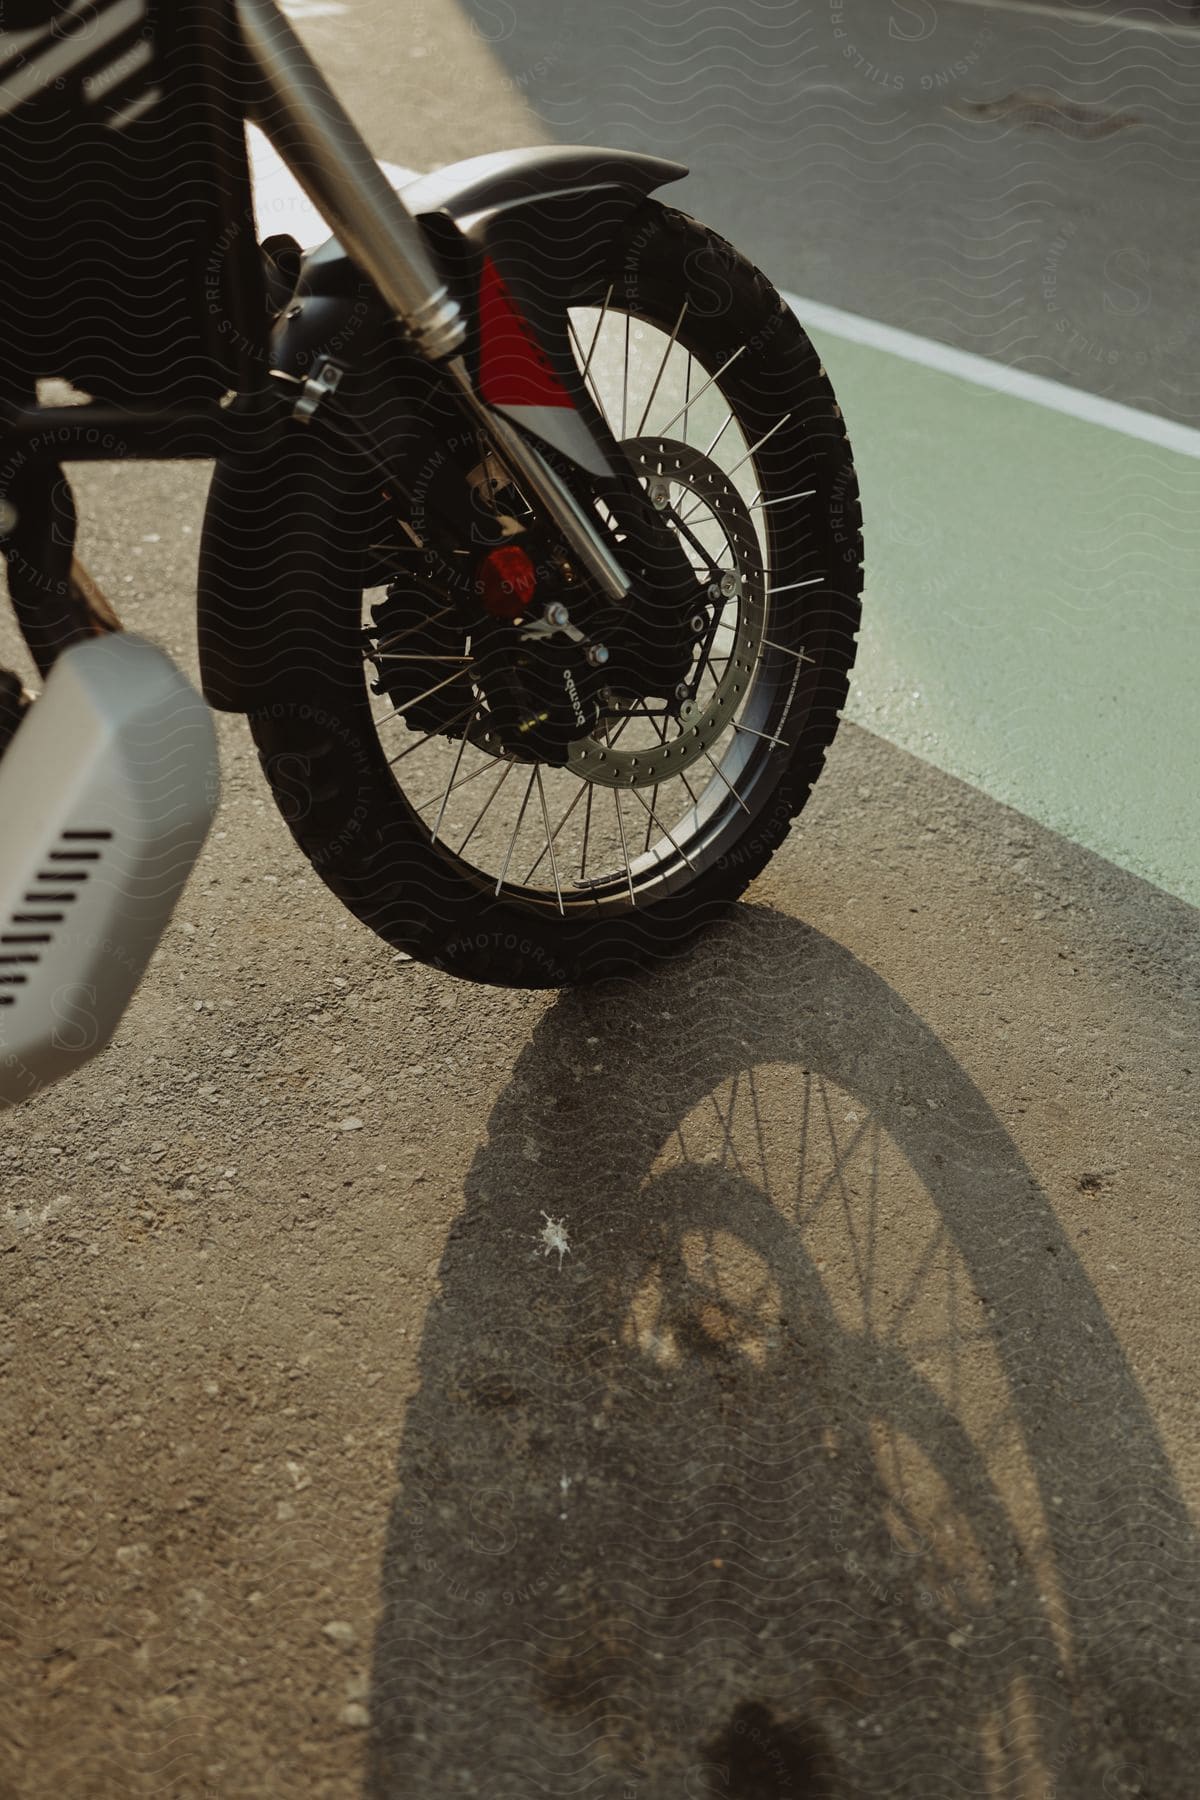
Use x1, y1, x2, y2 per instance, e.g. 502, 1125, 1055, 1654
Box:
249, 202, 863, 987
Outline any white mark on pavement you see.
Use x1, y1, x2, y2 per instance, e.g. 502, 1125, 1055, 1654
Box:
539, 1213, 571, 1270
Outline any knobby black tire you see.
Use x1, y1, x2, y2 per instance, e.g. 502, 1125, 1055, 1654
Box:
247, 203, 863, 987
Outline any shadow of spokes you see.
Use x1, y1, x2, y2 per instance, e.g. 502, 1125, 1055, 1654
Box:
366, 909, 1196, 1799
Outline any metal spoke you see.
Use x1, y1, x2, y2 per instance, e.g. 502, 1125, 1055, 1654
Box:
655, 345, 746, 440
721, 411, 792, 485
384, 664, 472, 718
627, 784, 698, 873
734, 721, 788, 749
621, 310, 631, 441
635, 300, 688, 437
568, 314, 608, 415
704, 409, 737, 460
580, 781, 595, 882
612, 787, 636, 905
750, 489, 814, 512
534, 766, 565, 914
368, 604, 454, 654
524, 776, 589, 883
495, 766, 538, 894
386, 698, 478, 765
458, 759, 516, 857
767, 576, 825, 596
580, 286, 612, 385
373, 653, 472, 665
411, 750, 502, 816
701, 746, 751, 814
429, 723, 473, 844
762, 638, 816, 663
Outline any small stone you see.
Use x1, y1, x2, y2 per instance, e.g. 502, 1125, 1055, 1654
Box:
338, 1118, 364, 1133
115, 1543, 148, 1569
322, 1620, 356, 1647
340, 1702, 370, 1728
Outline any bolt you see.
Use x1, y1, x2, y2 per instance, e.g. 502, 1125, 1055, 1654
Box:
689, 613, 707, 634
719, 571, 739, 600
648, 480, 671, 511
585, 643, 610, 668
674, 682, 692, 701
707, 580, 722, 601
544, 602, 570, 629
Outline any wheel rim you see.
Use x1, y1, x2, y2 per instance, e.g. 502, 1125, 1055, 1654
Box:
361, 291, 819, 912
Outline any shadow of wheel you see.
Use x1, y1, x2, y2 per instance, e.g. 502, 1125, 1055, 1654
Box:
366, 909, 1197, 1799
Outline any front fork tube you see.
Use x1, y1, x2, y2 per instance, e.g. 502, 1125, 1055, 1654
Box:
236, 0, 632, 606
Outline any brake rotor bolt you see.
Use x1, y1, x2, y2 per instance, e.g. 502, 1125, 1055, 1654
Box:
689, 613, 706, 634
719, 571, 739, 599
585, 643, 610, 667
707, 580, 722, 601
675, 682, 692, 701
544, 602, 571, 628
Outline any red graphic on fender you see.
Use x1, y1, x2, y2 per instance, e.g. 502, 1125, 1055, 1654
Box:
477, 255, 574, 409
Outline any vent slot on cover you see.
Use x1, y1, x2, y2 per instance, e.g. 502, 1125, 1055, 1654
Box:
0, 830, 112, 1008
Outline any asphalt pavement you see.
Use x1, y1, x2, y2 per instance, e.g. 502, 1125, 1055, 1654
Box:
0, 3, 1197, 1796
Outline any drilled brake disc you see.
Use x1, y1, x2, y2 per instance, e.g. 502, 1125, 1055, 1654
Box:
566, 436, 766, 790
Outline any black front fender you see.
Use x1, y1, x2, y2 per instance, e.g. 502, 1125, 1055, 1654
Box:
198, 145, 686, 714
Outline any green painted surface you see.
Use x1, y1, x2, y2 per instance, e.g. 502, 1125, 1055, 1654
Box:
806, 333, 1200, 906
584, 301, 1197, 904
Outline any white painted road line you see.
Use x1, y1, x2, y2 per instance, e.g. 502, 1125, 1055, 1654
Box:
940, 0, 1200, 41
780, 293, 1200, 460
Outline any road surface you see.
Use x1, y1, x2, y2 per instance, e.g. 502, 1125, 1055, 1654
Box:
0, 3, 1196, 1796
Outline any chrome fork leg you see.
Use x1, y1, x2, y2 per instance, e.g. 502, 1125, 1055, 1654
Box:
235, 0, 631, 604
236, 0, 464, 361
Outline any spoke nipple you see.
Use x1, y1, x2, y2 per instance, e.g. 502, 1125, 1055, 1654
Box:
585, 642, 610, 667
